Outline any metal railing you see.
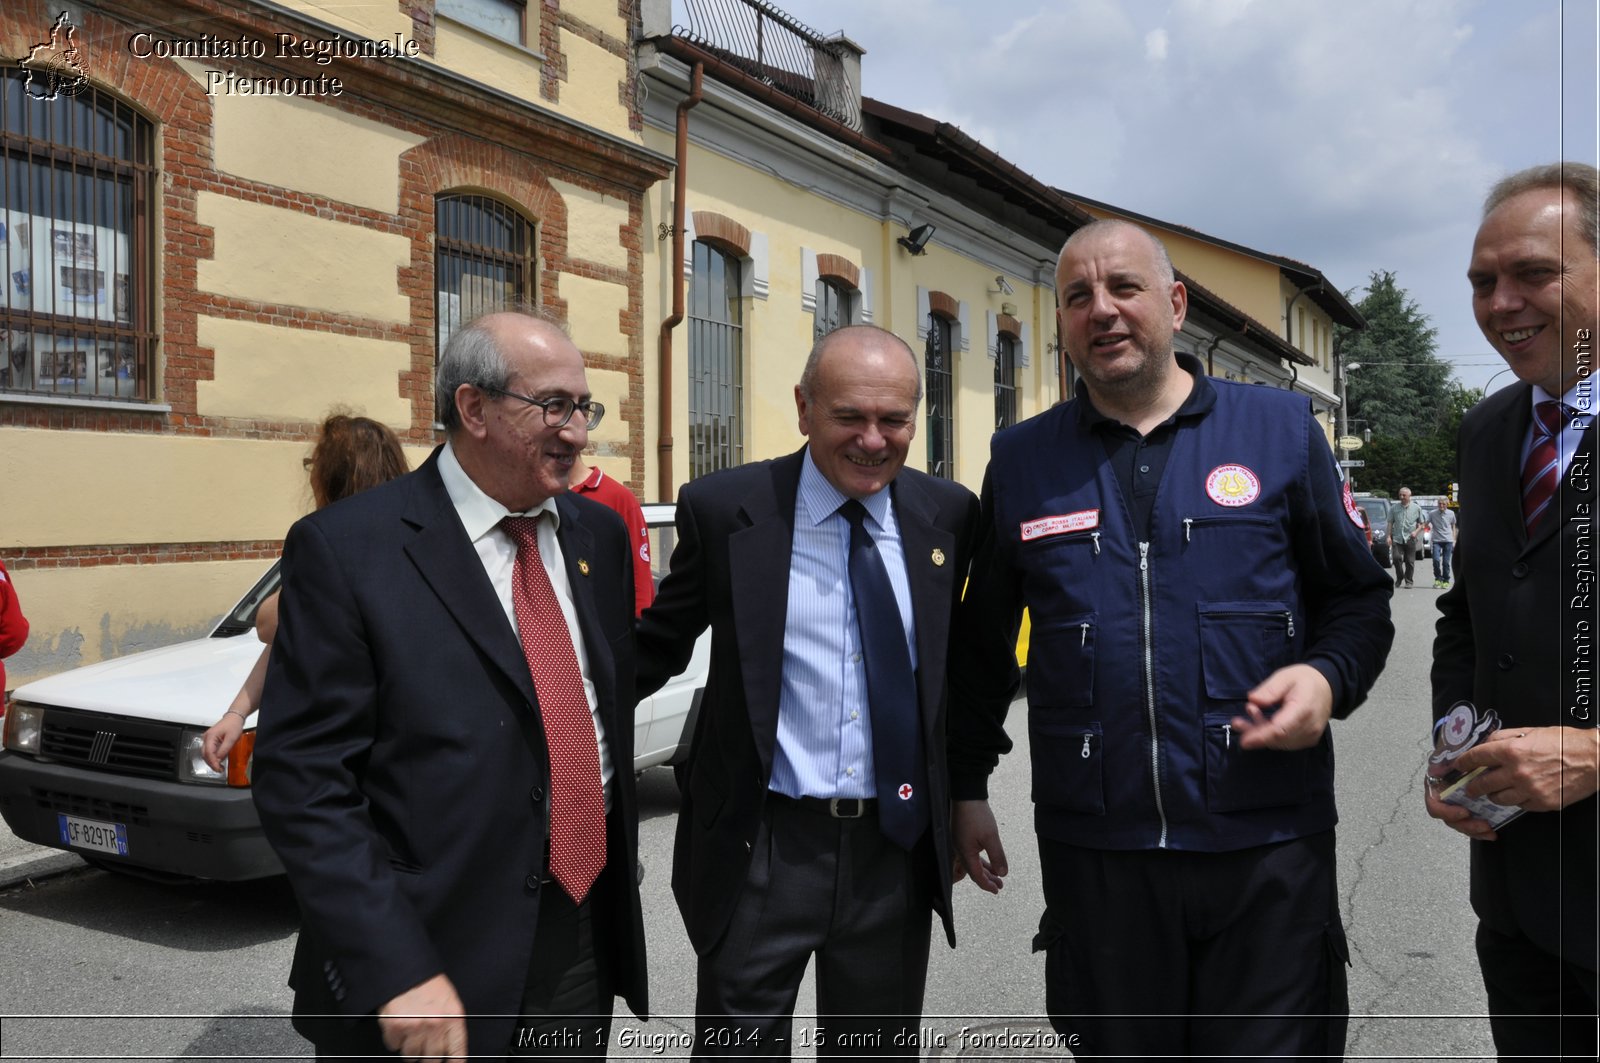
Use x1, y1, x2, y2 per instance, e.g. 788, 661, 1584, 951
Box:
674, 0, 859, 127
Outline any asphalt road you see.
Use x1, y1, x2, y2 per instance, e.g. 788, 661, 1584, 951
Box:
0, 582, 1493, 1060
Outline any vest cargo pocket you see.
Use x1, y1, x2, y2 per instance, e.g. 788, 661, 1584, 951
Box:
1026, 612, 1097, 709
1197, 601, 1295, 700
1029, 718, 1105, 813
1202, 711, 1311, 811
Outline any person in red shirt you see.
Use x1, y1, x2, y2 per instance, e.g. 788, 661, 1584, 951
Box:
0, 558, 29, 695
569, 457, 654, 616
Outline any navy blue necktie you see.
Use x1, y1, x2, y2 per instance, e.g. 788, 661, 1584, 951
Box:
840, 500, 927, 849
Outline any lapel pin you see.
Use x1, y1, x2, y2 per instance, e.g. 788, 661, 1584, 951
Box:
931, 548, 946, 567
578, 559, 590, 576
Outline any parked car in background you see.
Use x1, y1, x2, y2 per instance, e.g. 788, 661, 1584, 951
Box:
1352, 496, 1393, 568
0, 504, 707, 882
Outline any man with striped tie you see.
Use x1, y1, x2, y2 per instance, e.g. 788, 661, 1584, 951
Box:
1430, 162, 1600, 1060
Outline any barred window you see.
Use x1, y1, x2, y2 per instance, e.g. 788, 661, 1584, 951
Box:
436, 194, 535, 354
995, 331, 1018, 430
814, 277, 853, 341
925, 313, 955, 479
437, 0, 526, 45
1, 71, 156, 401
688, 240, 743, 478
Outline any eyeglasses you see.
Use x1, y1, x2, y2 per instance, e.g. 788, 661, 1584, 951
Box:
482, 386, 605, 430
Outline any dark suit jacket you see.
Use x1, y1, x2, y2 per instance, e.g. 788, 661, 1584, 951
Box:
636, 449, 980, 954
1432, 382, 1599, 972
253, 448, 649, 1054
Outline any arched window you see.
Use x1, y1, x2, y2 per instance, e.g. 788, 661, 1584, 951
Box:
995, 330, 1018, 430
925, 312, 955, 479
689, 240, 743, 477
435, 193, 535, 353
1, 71, 156, 400
814, 277, 853, 340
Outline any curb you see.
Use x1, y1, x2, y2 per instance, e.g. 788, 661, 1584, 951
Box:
0, 850, 86, 889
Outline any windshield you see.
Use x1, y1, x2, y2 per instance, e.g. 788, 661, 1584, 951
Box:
211, 560, 283, 638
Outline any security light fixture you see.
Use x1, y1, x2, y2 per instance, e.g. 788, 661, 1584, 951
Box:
898, 224, 935, 255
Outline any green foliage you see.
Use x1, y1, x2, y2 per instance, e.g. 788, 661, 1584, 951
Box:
1335, 271, 1455, 438
1337, 272, 1475, 494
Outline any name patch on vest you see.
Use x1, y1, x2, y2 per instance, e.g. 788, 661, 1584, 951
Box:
1020, 509, 1099, 541
1205, 464, 1262, 507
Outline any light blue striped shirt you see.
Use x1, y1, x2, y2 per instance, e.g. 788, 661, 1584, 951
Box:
770, 451, 919, 800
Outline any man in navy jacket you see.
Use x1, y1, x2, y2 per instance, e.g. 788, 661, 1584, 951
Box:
949, 219, 1393, 1060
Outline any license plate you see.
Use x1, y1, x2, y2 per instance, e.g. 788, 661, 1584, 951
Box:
56, 813, 129, 857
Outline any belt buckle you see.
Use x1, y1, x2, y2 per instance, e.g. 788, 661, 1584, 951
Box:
829, 797, 866, 819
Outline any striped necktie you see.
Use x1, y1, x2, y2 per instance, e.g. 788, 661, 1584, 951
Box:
1521, 400, 1567, 534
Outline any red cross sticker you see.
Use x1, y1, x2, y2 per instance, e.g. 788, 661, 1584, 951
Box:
897, 784, 914, 801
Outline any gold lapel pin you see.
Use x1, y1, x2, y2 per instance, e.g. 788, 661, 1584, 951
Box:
578, 559, 590, 576
931, 548, 946, 567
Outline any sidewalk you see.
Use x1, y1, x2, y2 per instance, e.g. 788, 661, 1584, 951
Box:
0, 818, 84, 889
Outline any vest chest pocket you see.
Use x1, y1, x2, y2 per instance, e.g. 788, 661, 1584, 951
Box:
1028, 718, 1104, 814
1196, 600, 1295, 701
1026, 611, 1097, 709
1203, 711, 1311, 811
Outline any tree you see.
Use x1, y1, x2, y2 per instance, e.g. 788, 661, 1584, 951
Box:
1355, 384, 1482, 495
1335, 271, 1454, 438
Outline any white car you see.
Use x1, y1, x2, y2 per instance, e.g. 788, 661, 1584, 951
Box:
0, 503, 704, 881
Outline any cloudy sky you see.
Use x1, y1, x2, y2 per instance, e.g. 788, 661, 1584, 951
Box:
693, 0, 1598, 393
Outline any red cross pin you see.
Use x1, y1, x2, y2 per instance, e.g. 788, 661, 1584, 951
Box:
897, 783, 914, 800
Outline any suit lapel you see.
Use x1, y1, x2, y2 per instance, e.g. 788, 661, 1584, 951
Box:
894, 473, 958, 748
729, 451, 802, 776
401, 453, 537, 704
554, 494, 615, 714
1479, 385, 1532, 550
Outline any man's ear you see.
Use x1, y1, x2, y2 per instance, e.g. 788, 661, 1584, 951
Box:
456, 383, 489, 440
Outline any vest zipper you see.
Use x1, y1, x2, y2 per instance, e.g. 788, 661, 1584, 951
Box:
1139, 541, 1169, 847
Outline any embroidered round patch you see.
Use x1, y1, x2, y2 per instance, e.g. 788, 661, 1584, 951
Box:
1205, 464, 1262, 507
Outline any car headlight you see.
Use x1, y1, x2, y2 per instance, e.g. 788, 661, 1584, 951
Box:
179, 729, 225, 785
2, 702, 44, 753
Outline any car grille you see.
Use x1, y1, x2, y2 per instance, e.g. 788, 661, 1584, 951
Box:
36, 707, 181, 780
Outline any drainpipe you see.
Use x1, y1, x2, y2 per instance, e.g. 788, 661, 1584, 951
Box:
657, 62, 703, 503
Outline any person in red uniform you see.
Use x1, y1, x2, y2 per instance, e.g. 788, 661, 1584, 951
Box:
0, 558, 29, 695
569, 456, 654, 616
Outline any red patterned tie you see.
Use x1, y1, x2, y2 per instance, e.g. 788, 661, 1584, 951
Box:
503, 515, 606, 902
1521, 401, 1566, 534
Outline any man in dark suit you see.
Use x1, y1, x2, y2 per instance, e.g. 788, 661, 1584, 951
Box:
1430, 162, 1600, 1060
253, 311, 648, 1060
637, 324, 979, 1057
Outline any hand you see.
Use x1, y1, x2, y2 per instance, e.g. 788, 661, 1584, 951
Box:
1423, 782, 1499, 841
1455, 726, 1600, 812
378, 974, 468, 1062
1232, 664, 1333, 750
951, 799, 1007, 893
201, 712, 245, 773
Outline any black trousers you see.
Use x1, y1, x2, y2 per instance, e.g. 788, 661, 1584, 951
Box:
1036, 831, 1348, 1061
693, 796, 933, 1061
1477, 921, 1599, 1062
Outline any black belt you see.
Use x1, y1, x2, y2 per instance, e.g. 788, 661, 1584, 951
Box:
770, 793, 877, 819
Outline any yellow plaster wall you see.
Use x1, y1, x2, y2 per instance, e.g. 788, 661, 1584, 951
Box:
561, 274, 628, 358
194, 316, 412, 425
562, 0, 629, 41
584, 366, 631, 448
432, 19, 542, 102
196, 194, 411, 322
10, 561, 277, 681
212, 94, 423, 214
556, 30, 632, 142
279, 1, 412, 41
1, 429, 312, 548
553, 179, 631, 272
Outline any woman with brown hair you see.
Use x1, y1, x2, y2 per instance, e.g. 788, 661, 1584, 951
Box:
201, 412, 408, 771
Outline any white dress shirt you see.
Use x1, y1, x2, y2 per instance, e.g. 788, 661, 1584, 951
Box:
436, 442, 613, 795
